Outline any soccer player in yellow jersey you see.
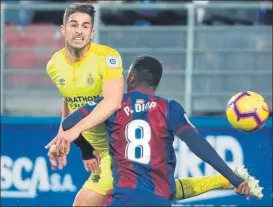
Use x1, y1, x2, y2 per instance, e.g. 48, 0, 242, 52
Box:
46, 3, 124, 205
46, 3, 238, 206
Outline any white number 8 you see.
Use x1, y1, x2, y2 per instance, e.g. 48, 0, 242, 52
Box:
125, 120, 151, 164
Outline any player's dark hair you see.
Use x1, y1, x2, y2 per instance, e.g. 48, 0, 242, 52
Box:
131, 55, 163, 89
63, 3, 95, 26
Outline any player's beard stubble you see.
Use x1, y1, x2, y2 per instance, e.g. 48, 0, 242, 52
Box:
65, 40, 90, 63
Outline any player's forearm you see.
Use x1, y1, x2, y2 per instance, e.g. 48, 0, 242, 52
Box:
59, 98, 69, 131
72, 78, 123, 134
73, 99, 120, 134
180, 128, 244, 188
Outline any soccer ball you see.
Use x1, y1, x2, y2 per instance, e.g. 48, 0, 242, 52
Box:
226, 91, 270, 132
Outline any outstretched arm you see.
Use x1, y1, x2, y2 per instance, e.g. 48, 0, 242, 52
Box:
72, 78, 123, 134
46, 97, 103, 150
179, 128, 244, 188
61, 98, 104, 157
46, 100, 103, 172
167, 100, 245, 188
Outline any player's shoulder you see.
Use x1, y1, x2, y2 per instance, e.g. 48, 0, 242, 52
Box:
92, 42, 120, 57
46, 48, 65, 72
151, 94, 185, 112
48, 48, 64, 62
121, 92, 131, 102
167, 99, 186, 113
152, 95, 185, 112
153, 94, 169, 103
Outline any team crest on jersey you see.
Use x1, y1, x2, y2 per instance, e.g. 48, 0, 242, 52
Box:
106, 56, 119, 68
87, 73, 94, 86
58, 78, 65, 85
91, 174, 101, 183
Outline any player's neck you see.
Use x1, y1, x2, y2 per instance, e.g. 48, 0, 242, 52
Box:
130, 86, 156, 94
65, 44, 90, 63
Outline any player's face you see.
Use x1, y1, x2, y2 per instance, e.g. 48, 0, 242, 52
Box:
61, 12, 95, 50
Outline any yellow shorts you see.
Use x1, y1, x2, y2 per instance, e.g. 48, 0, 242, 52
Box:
83, 154, 113, 195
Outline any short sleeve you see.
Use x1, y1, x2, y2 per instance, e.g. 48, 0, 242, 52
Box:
102, 49, 123, 82
46, 58, 59, 86
46, 59, 55, 78
167, 100, 197, 139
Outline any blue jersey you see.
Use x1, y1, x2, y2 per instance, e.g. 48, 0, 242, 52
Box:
79, 90, 196, 200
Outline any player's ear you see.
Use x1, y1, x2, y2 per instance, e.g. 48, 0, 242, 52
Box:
128, 73, 135, 84
61, 25, 65, 37
90, 28, 95, 40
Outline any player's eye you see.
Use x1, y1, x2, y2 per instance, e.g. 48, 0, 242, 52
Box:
71, 24, 77, 27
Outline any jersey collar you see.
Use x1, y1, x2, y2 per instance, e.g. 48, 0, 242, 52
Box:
62, 43, 92, 66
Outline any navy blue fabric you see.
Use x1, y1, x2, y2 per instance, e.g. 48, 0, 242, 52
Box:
105, 187, 171, 207
181, 128, 244, 188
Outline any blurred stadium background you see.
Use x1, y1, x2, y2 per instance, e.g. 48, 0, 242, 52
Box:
1, 1, 272, 206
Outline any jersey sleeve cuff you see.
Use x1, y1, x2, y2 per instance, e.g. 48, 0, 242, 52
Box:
103, 70, 123, 82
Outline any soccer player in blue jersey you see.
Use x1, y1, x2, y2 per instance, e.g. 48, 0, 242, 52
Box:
47, 55, 262, 206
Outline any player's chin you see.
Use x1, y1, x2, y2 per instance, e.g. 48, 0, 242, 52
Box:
70, 41, 89, 49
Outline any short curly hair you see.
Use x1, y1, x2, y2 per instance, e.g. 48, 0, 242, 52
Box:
130, 55, 163, 89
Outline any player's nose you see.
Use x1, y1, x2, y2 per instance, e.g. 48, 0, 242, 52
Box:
75, 27, 83, 34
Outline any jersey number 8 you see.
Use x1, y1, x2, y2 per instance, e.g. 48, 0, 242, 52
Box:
125, 120, 151, 164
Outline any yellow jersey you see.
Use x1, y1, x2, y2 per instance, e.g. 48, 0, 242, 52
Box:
46, 42, 123, 155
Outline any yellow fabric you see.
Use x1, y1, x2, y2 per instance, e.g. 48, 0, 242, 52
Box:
83, 155, 113, 195
174, 175, 230, 200
46, 42, 123, 154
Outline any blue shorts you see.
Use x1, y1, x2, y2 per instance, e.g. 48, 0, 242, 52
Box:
104, 187, 171, 207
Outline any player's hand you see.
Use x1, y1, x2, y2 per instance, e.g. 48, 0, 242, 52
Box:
48, 144, 58, 170
83, 151, 101, 174
45, 129, 80, 153
233, 165, 264, 199
58, 155, 67, 170
47, 144, 68, 170
56, 139, 71, 157
234, 181, 250, 200
58, 141, 70, 166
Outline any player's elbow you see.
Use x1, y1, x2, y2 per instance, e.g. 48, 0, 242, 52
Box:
111, 96, 122, 111
103, 98, 122, 112
112, 101, 122, 111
